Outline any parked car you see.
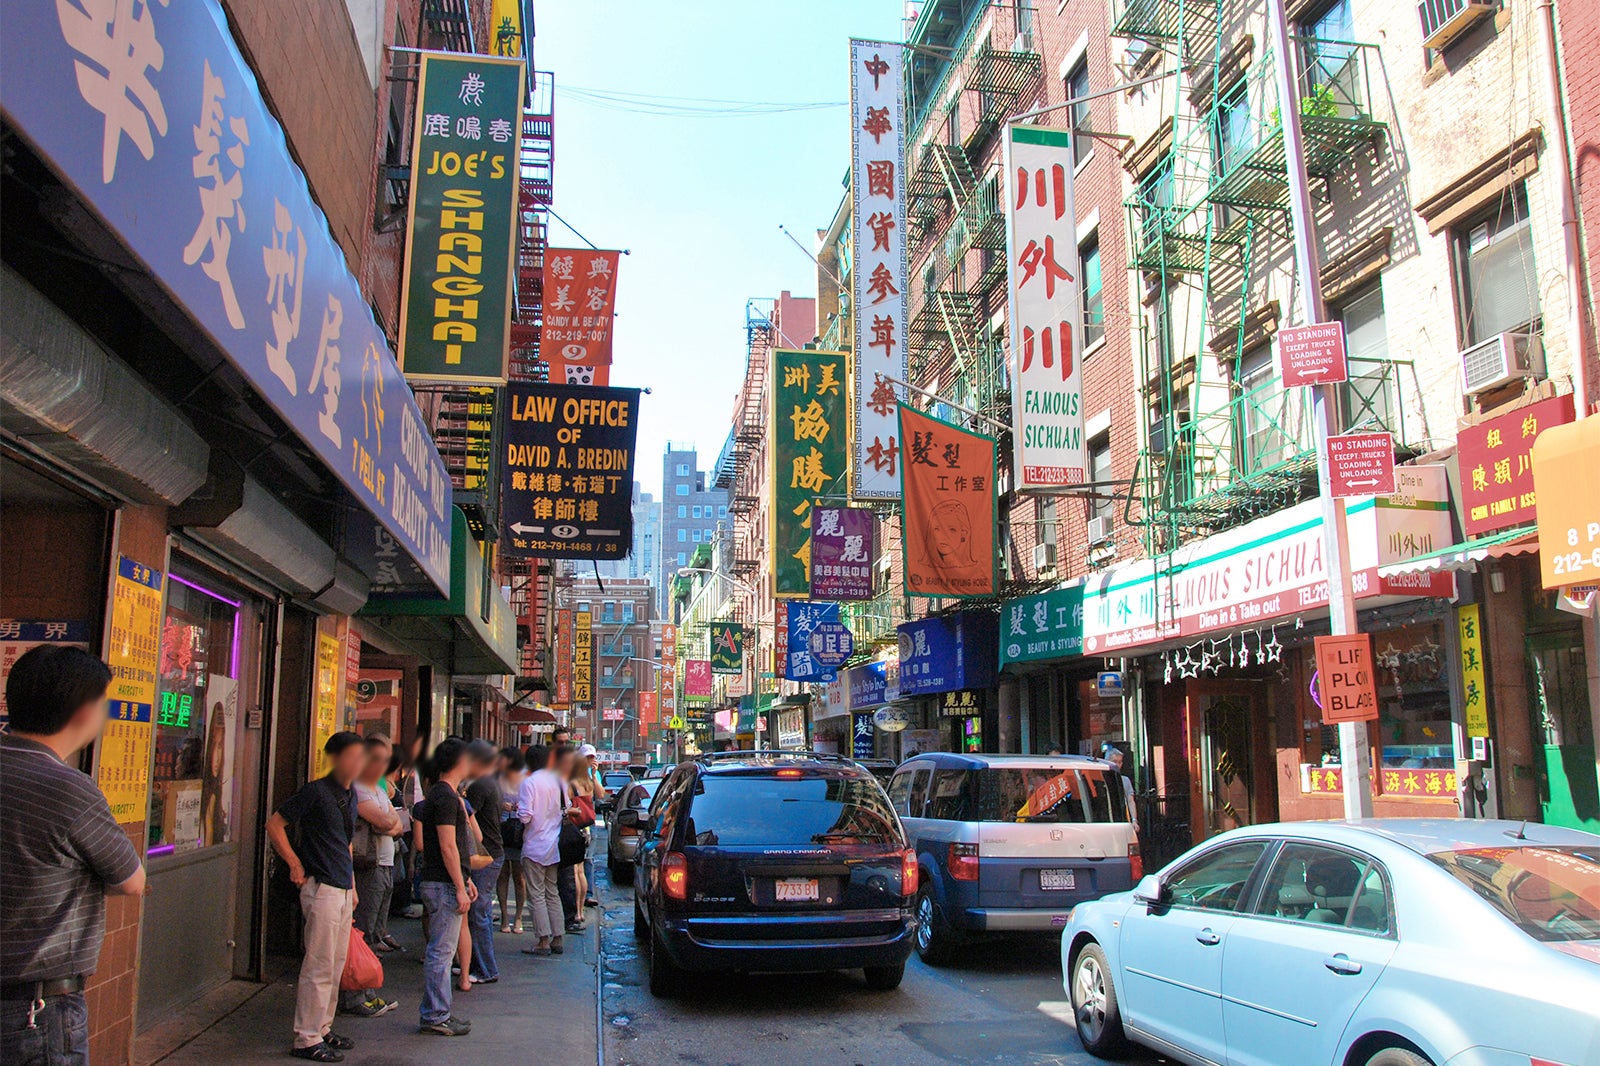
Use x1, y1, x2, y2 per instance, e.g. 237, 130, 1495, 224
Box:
607, 777, 662, 879
853, 758, 898, 787
644, 766, 669, 779
627, 763, 649, 780
625, 751, 916, 997
598, 770, 634, 815
1062, 819, 1600, 1066
888, 753, 1140, 964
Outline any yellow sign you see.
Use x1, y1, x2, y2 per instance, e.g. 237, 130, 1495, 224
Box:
489, 0, 525, 57
574, 610, 593, 703
1456, 604, 1489, 738
1533, 414, 1600, 588
98, 557, 162, 824
310, 617, 344, 778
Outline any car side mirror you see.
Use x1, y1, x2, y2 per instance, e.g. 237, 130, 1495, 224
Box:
1132, 874, 1169, 907
615, 808, 642, 830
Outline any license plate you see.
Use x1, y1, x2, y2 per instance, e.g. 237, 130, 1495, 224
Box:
774, 877, 820, 901
1040, 869, 1077, 891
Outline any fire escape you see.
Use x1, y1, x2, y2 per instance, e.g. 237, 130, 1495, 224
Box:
723, 298, 775, 582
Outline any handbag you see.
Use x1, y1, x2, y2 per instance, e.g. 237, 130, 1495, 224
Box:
352, 821, 379, 871
557, 785, 587, 865
502, 813, 525, 852
340, 925, 384, 992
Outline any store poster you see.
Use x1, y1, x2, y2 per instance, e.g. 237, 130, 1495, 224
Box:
204, 674, 238, 846
310, 616, 345, 779
99, 558, 162, 824
0, 620, 92, 724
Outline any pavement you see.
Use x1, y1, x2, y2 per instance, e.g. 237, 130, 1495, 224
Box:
137, 875, 601, 1066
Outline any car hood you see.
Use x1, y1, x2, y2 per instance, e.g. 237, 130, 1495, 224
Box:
1548, 940, 1600, 966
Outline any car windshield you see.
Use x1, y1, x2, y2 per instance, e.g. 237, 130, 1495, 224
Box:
1427, 845, 1600, 943
602, 772, 633, 789
626, 780, 661, 808
969, 767, 1128, 823
684, 775, 901, 847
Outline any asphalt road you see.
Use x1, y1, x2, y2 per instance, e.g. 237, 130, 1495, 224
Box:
593, 828, 1170, 1066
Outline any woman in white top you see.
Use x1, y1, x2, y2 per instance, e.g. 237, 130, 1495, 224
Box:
495, 747, 528, 933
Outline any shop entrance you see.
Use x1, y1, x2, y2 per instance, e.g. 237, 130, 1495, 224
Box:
1528, 628, 1598, 832
1188, 682, 1267, 836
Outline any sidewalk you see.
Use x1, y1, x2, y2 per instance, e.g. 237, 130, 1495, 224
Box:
137, 901, 600, 1066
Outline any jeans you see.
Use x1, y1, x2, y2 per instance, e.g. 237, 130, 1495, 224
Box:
467, 860, 501, 980
368, 862, 396, 944
0, 991, 88, 1066
418, 881, 464, 1025
520, 859, 563, 940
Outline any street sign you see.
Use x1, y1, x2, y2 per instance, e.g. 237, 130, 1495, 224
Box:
667, 716, 686, 731
602, 707, 625, 722
808, 622, 854, 670
1314, 633, 1378, 724
1276, 322, 1348, 386
1327, 431, 1396, 498
1096, 671, 1124, 698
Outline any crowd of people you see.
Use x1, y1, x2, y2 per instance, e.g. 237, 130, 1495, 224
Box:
268, 726, 608, 1060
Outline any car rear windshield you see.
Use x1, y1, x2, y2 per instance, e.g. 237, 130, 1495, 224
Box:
683, 774, 901, 847
602, 772, 633, 788
969, 767, 1129, 824
1427, 845, 1600, 943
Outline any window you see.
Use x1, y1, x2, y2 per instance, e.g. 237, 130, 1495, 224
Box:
1066, 60, 1092, 165
677, 552, 687, 565
944, 101, 960, 147
1339, 286, 1394, 432
691, 505, 701, 518
1454, 186, 1539, 345
677, 505, 687, 518
1255, 843, 1391, 933
692, 530, 702, 543
1211, 78, 1252, 232
683, 776, 901, 847
1428, 846, 1600, 943
1090, 436, 1114, 522
1080, 234, 1104, 348
1238, 344, 1292, 473
1300, 0, 1359, 107
675, 484, 689, 496
677, 529, 687, 543
676, 463, 690, 476
622, 602, 635, 623
1137, 162, 1174, 246
926, 770, 969, 820
1166, 841, 1269, 911
1037, 496, 1058, 548
968, 767, 1129, 823
719, 506, 728, 518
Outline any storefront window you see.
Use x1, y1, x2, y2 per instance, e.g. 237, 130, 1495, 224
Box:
150, 571, 242, 855
1301, 621, 1454, 770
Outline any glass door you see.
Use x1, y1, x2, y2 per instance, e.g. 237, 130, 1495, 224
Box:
1528, 629, 1598, 831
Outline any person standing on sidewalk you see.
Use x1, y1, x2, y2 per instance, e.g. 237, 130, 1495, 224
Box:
1, 646, 145, 1066
415, 739, 474, 1037
338, 735, 401, 1018
266, 731, 366, 1063
462, 741, 504, 984
495, 748, 528, 933
516, 744, 571, 956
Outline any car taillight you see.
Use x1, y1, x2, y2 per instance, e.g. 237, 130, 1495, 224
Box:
949, 842, 980, 882
662, 852, 689, 900
901, 849, 918, 896
1129, 839, 1143, 882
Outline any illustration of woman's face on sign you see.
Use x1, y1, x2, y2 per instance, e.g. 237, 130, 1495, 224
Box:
926, 500, 974, 569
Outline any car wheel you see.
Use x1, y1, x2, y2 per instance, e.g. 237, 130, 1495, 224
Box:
1363, 1050, 1432, 1066
862, 963, 905, 991
914, 885, 956, 965
1071, 942, 1130, 1059
633, 894, 647, 939
647, 928, 683, 998
608, 856, 625, 881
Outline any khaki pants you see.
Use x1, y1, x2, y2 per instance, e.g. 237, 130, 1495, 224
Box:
295, 879, 355, 1049
521, 859, 564, 940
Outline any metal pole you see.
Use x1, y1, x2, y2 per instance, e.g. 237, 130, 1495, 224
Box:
1268, 0, 1373, 818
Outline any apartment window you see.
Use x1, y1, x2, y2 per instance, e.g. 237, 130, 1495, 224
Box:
1090, 436, 1114, 522
691, 505, 701, 518
1037, 497, 1058, 548
1339, 286, 1394, 432
719, 506, 728, 518
1238, 344, 1291, 473
676, 464, 690, 476
1454, 186, 1539, 346
677, 552, 687, 565
944, 101, 961, 147
676, 484, 689, 496
623, 602, 635, 623
1066, 60, 1092, 166
677, 529, 687, 542
692, 531, 703, 543
1137, 162, 1174, 245
1300, 0, 1358, 105
578, 602, 590, 614
677, 504, 687, 518
1212, 78, 1253, 179
1080, 234, 1104, 349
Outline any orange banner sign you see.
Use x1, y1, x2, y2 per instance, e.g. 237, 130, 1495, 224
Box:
542, 248, 620, 385
898, 404, 997, 598
1314, 633, 1378, 724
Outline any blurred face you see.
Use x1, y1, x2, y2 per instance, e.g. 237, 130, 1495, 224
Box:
363, 743, 390, 781
555, 750, 576, 777
332, 743, 366, 783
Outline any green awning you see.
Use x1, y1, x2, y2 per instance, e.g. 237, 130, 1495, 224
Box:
359, 507, 518, 675
1378, 525, 1538, 577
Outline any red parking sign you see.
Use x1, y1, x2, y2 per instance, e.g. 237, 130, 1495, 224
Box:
1327, 431, 1395, 498
1277, 322, 1348, 386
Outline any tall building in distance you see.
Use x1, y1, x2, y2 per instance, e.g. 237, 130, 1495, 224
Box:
658, 445, 729, 615
594, 481, 661, 582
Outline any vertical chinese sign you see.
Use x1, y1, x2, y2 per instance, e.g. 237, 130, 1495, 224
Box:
1004, 126, 1086, 489
489, 0, 526, 57
849, 40, 908, 499
811, 504, 876, 600
398, 54, 524, 383
708, 622, 746, 674
543, 249, 622, 385
658, 624, 677, 736
1456, 604, 1489, 738
574, 609, 593, 704
684, 659, 713, 701
784, 601, 842, 682
898, 404, 998, 598
310, 615, 345, 778
99, 558, 162, 824
771, 350, 850, 596
554, 607, 574, 706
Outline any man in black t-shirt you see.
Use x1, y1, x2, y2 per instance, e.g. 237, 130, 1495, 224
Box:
415, 739, 474, 1037
461, 741, 504, 984
267, 732, 366, 1062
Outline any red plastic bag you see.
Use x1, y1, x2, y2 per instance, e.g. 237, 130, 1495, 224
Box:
340, 926, 384, 992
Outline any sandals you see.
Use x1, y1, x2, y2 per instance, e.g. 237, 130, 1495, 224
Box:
291, 1045, 343, 1063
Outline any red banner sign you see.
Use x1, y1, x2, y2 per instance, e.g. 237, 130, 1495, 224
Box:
898, 404, 997, 598
1458, 394, 1574, 536
542, 248, 619, 386
553, 607, 573, 706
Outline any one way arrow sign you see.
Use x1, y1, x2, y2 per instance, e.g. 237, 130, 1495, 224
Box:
1327, 431, 1396, 499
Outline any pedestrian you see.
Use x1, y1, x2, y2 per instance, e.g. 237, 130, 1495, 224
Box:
396, 737, 429, 920
550, 726, 572, 747
494, 748, 528, 933
376, 750, 409, 951
265, 731, 366, 1063
462, 741, 504, 984
567, 750, 599, 926
338, 735, 401, 1018
1, 646, 145, 1066
414, 738, 474, 1037
1101, 744, 1138, 822
577, 744, 602, 908
516, 744, 572, 957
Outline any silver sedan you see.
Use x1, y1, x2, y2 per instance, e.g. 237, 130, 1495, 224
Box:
605, 778, 660, 880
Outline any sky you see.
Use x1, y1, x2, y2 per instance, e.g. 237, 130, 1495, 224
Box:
533, 2, 906, 499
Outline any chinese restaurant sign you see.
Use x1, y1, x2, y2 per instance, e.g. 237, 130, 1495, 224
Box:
0, 0, 453, 593
771, 351, 850, 596
543, 249, 621, 386
501, 383, 640, 559
683, 659, 713, 701
554, 607, 573, 706
1456, 604, 1489, 738
849, 40, 907, 499
1304, 765, 1457, 800
1000, 584, 1085, 666
1004, 126, 1085, 490
811, 504, 875, 600
398, 54, 523, 383
574, 610, 593, 703
659, 624, 677, 723
785, 601, 842, 683
99, 558, 161, 824
1458, 394, 1574, 536
898, 404, 997, 598
708, 622, 746, 675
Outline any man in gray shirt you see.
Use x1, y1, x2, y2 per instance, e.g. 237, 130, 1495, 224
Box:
1, 646, 145, 1066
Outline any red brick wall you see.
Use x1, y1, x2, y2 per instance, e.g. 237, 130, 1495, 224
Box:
1557, 0, 1600, 410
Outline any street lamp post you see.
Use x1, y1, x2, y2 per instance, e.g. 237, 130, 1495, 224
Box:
676, 566, 769, 749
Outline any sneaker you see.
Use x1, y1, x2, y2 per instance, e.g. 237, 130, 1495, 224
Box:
419, 1016, 472, 1037
403, 904, 424, 919
339, 1000, 384, 1018
468, 974, 497, 984
366, 997, 399, 1017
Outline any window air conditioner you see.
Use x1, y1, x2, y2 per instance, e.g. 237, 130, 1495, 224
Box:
1417, 0, 1495, 52
1087, 515, 1114, 548
1033, 542, 1057, 571
1460, 332, 1544, 396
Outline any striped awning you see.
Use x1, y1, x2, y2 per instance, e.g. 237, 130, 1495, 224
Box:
1378, 525, 1539, 577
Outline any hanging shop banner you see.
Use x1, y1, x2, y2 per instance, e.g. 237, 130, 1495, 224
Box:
708, 622, 746, 675
684, 659, 713, 701
310, 615, 346, 779
1458, 393, 1574, 536
811, 504, 876, 601
574, 609, 593, 703
659, 624, 677, 721
543, 249, 621, 385
554, 607, 574, 706
398, 53, 524, 383
489, 0, 527, 58
0, 0, 454, 594
845, 661, 889, 711
1456, 604, 1490, 738
852, 712, 876, 759
898, 404, 998, 598
1003, 126, 1086, 490
772, 350, 850, 596
849, 39, 908, 499
501, 383, 640, 559
785, 601, 843, 682
1000, 584, 1085, 667
1532, 413, 1600, 588
98, 558, 161, 824
898, 611, 998, 696
638, 690, 657, 726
